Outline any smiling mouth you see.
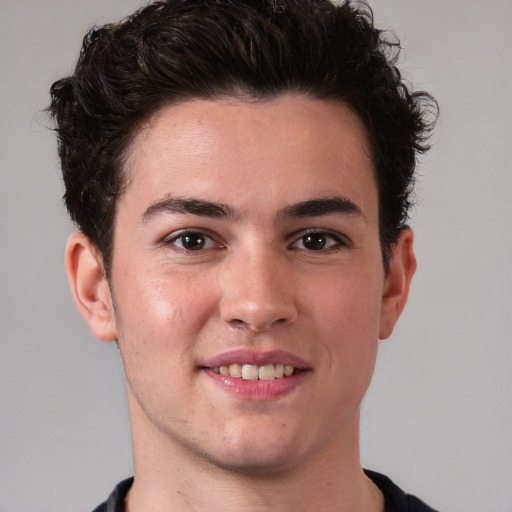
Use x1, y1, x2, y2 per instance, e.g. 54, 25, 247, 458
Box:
209, 363, 297, 381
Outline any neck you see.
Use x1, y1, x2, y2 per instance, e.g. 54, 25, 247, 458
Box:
126, 397, 383, 512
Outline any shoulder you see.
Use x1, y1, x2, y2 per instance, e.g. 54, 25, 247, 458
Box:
91, 477, 133, 512
364, 469, 441, 512
92, 473, 439, 512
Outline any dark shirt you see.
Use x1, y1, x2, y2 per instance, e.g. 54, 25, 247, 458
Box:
92, 470, 439, 512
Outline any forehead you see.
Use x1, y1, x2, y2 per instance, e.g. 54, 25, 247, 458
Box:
123, 94, 376, 219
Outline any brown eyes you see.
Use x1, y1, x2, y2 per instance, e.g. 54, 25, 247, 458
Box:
167, 231, 219, 251
179, 233, 206, 250
166, 230, 346, 252
296, 232, 339, 251
290, 231, 346, 251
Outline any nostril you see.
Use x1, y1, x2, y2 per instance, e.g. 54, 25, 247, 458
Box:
226, 315, 292, 332
229, 319, 247, 328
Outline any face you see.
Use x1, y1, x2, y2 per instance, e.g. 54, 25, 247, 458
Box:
82, 95, 411, 473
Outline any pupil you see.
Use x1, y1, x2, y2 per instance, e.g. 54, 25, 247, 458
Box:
183, 233, 204, 249
304, 233, 325, 250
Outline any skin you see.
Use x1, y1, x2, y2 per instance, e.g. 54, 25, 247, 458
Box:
66, 95, 416, 511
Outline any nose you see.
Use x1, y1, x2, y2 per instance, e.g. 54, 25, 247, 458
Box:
219, 247, 298, 332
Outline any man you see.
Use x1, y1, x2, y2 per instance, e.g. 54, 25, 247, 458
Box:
49, 0, 438, 510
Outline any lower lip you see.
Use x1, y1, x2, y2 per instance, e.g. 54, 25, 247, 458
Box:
203, 368, 308, 400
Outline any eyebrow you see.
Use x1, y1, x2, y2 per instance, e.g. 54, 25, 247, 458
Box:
278, 196, 363, 219
140, 197, 237, 223
139, 195, 362, 224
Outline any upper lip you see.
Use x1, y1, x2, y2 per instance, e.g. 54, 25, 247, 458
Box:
202, 348, 310, 369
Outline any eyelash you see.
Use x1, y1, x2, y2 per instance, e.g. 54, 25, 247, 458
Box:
164, 230, 220, 252
289, 229, 350, 251
163, 229, 350, 253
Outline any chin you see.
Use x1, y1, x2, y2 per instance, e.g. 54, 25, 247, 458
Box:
198, 427, 310, 475
207, 448, 303, 476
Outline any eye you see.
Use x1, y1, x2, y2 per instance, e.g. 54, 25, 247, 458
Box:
290, 231, 346, 251
166, 231, 219, 251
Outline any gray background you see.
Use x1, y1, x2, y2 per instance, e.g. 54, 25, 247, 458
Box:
1, 1, 511, 511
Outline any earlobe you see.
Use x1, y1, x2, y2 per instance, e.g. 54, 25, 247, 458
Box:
65, 232, 117, 342
378, 228, 417, 340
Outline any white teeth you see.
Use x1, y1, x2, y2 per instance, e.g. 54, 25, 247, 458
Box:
259, 364, 275, 381
211, 363, 296, 380
241, 364, 259, 380
274, 363, 284, 378
229, 363, 242, 378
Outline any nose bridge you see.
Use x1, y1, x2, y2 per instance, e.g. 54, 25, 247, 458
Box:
220, 241, 297, 331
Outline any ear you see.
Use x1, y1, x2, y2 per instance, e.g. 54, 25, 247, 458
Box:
378, 228, 417, 340
65, 232, 117, 342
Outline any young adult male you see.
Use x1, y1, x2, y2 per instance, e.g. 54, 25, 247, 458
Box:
49, 1, 439, 510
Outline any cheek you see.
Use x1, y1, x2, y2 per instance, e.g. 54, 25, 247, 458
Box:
113, 271, 218, 365
112, 273, 218, 422
309, 266, 383, 385
313, 270, 383, 339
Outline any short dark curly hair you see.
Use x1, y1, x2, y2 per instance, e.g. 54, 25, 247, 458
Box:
49, 0, 436, 277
